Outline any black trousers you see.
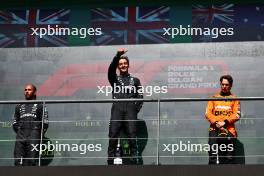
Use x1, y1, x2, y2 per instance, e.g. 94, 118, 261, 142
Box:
208, 130, 236, 164
108, 102, 138, 164
14, 129, 41, 166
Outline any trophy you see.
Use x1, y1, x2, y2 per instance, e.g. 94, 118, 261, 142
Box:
113, 138, 123, 165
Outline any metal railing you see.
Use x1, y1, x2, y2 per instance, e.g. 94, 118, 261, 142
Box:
1, 97, 264, 104
0, 97, 263, 166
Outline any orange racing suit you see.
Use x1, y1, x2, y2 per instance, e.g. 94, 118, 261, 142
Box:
205, 92, 241, 137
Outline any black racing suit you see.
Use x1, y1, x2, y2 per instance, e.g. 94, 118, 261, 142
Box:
13, 103, 48, 166
107, 53, 143, 164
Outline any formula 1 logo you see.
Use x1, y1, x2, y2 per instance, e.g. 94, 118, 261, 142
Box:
38, 60, 228, 96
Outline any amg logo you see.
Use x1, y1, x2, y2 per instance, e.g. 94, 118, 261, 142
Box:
20, 113, 37, 119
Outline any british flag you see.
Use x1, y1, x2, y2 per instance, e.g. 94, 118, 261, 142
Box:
0, 9, 70, 48
90, 6, 170, 45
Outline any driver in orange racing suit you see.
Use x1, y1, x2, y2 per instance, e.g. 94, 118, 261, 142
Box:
205, 75, 241, 164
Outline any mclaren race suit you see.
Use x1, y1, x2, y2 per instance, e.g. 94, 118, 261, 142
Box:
107, 53, 143, 164
205, 92, 241, 164
13, 103, 48, 166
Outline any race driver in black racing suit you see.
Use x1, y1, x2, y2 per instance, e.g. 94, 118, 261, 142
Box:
13, 84, 48, 166
107, 48, 143, 164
